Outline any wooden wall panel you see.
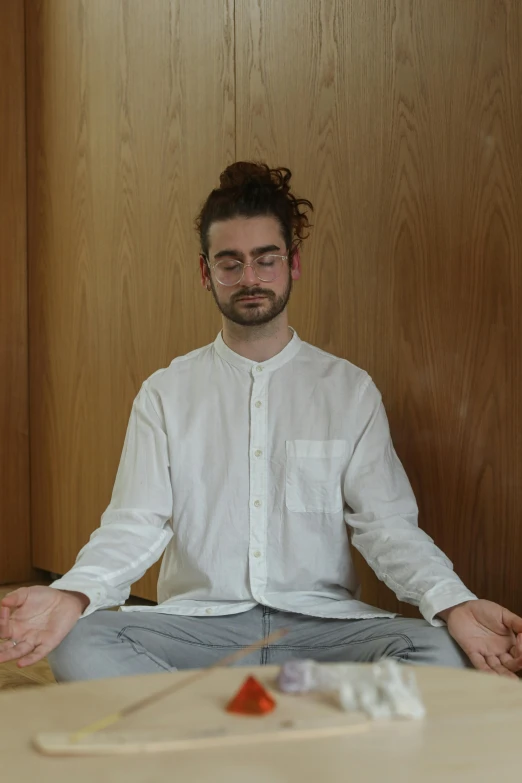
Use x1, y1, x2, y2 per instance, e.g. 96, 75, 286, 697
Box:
236, 0, 522, 613
26, 0, 234, 599
0, 1, 32, 584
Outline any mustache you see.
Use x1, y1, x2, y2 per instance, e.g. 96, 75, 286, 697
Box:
233, 289, 274, 302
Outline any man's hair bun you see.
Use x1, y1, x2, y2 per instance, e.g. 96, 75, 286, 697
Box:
219, 162, 290, 194
196, 161, 313, 257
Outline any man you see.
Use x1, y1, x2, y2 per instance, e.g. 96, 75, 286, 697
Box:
1, 162, 521, 680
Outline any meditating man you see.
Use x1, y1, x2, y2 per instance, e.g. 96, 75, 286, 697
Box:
1, 163, 521, 680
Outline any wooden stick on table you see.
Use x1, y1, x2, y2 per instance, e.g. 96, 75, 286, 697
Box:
69, 627, 289, 743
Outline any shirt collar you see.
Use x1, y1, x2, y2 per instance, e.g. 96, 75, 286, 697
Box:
214, 328, 302, 373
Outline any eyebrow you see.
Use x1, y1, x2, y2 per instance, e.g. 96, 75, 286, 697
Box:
212, 244, 282, 260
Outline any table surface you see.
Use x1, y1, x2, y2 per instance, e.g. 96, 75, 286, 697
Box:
1, 664, 521, 782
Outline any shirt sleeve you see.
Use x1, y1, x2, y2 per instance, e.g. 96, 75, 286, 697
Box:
344, 376, 477, 625
49, 382, 174, 616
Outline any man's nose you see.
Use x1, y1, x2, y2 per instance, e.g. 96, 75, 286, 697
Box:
241, 263, 259, 286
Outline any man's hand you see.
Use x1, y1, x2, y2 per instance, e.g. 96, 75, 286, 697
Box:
439, 599, 522, 678
0, 586, 89, 668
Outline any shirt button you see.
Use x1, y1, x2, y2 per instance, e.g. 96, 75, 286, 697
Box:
205, 608, 213, 615
254, 499, 262, 508
255, 401, 262, 408
254, 449, 262, 457
256, 366, 263, 373
253, 550, 262, 558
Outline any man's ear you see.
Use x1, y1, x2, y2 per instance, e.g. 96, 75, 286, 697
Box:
199, 254, 211, 289
290, 245, 302, 281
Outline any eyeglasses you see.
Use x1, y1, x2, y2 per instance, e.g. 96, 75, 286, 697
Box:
209, 254, 288, 287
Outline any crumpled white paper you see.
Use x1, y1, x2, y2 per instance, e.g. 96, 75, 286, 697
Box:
277, 659, 426, 720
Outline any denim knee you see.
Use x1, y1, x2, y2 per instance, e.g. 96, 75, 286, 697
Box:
406, 625, 470, 668
47, 611, 118, 682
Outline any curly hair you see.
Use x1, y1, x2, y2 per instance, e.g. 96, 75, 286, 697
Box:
195, 161, 313, 258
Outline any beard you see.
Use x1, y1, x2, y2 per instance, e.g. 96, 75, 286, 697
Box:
210, 272, 293, 327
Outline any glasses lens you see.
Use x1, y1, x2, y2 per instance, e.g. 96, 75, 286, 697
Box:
253, 255, 283, 281
214, 260, 244, 286
213, 255, 284, 285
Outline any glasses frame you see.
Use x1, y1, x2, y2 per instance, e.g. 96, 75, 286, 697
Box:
207, 253, 288, 287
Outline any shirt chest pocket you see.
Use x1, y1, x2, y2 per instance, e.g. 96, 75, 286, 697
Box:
285, 440, 346, 513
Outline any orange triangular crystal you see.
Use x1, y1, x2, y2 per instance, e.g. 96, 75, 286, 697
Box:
226, 675, 276, 715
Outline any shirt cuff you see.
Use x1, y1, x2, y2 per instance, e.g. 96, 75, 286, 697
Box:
49, 579, 107, 618
419, 584, 478, 626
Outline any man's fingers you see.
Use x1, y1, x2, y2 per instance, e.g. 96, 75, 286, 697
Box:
0, 590, 27, 639
499, 651, 522, 674
468, 652, 496, 674
467, 652, 516, 678
0, 631, 41, 665
502, 609, 522, 636
515, 633, 522, 657
0, 587, 28, 610
0, 606, 11, 637
17, 642, 52, 668
0, 639, 31, 665
485, 655, 518, 679
0, 629, 56, 668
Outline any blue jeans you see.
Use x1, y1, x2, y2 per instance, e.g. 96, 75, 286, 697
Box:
48, 605, 469, 682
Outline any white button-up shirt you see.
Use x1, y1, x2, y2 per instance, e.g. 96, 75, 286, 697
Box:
51, 330, 476, 625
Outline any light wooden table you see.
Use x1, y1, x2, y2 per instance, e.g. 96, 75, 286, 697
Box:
1, 664, 521, 782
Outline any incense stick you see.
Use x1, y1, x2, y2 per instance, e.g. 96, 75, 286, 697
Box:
69, 627, 288, 743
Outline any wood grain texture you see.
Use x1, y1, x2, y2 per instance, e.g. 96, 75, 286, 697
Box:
236, 0, 522, 614
3, 665, 522, 780
26, 0, 235, 599
0, 1, 32, 583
